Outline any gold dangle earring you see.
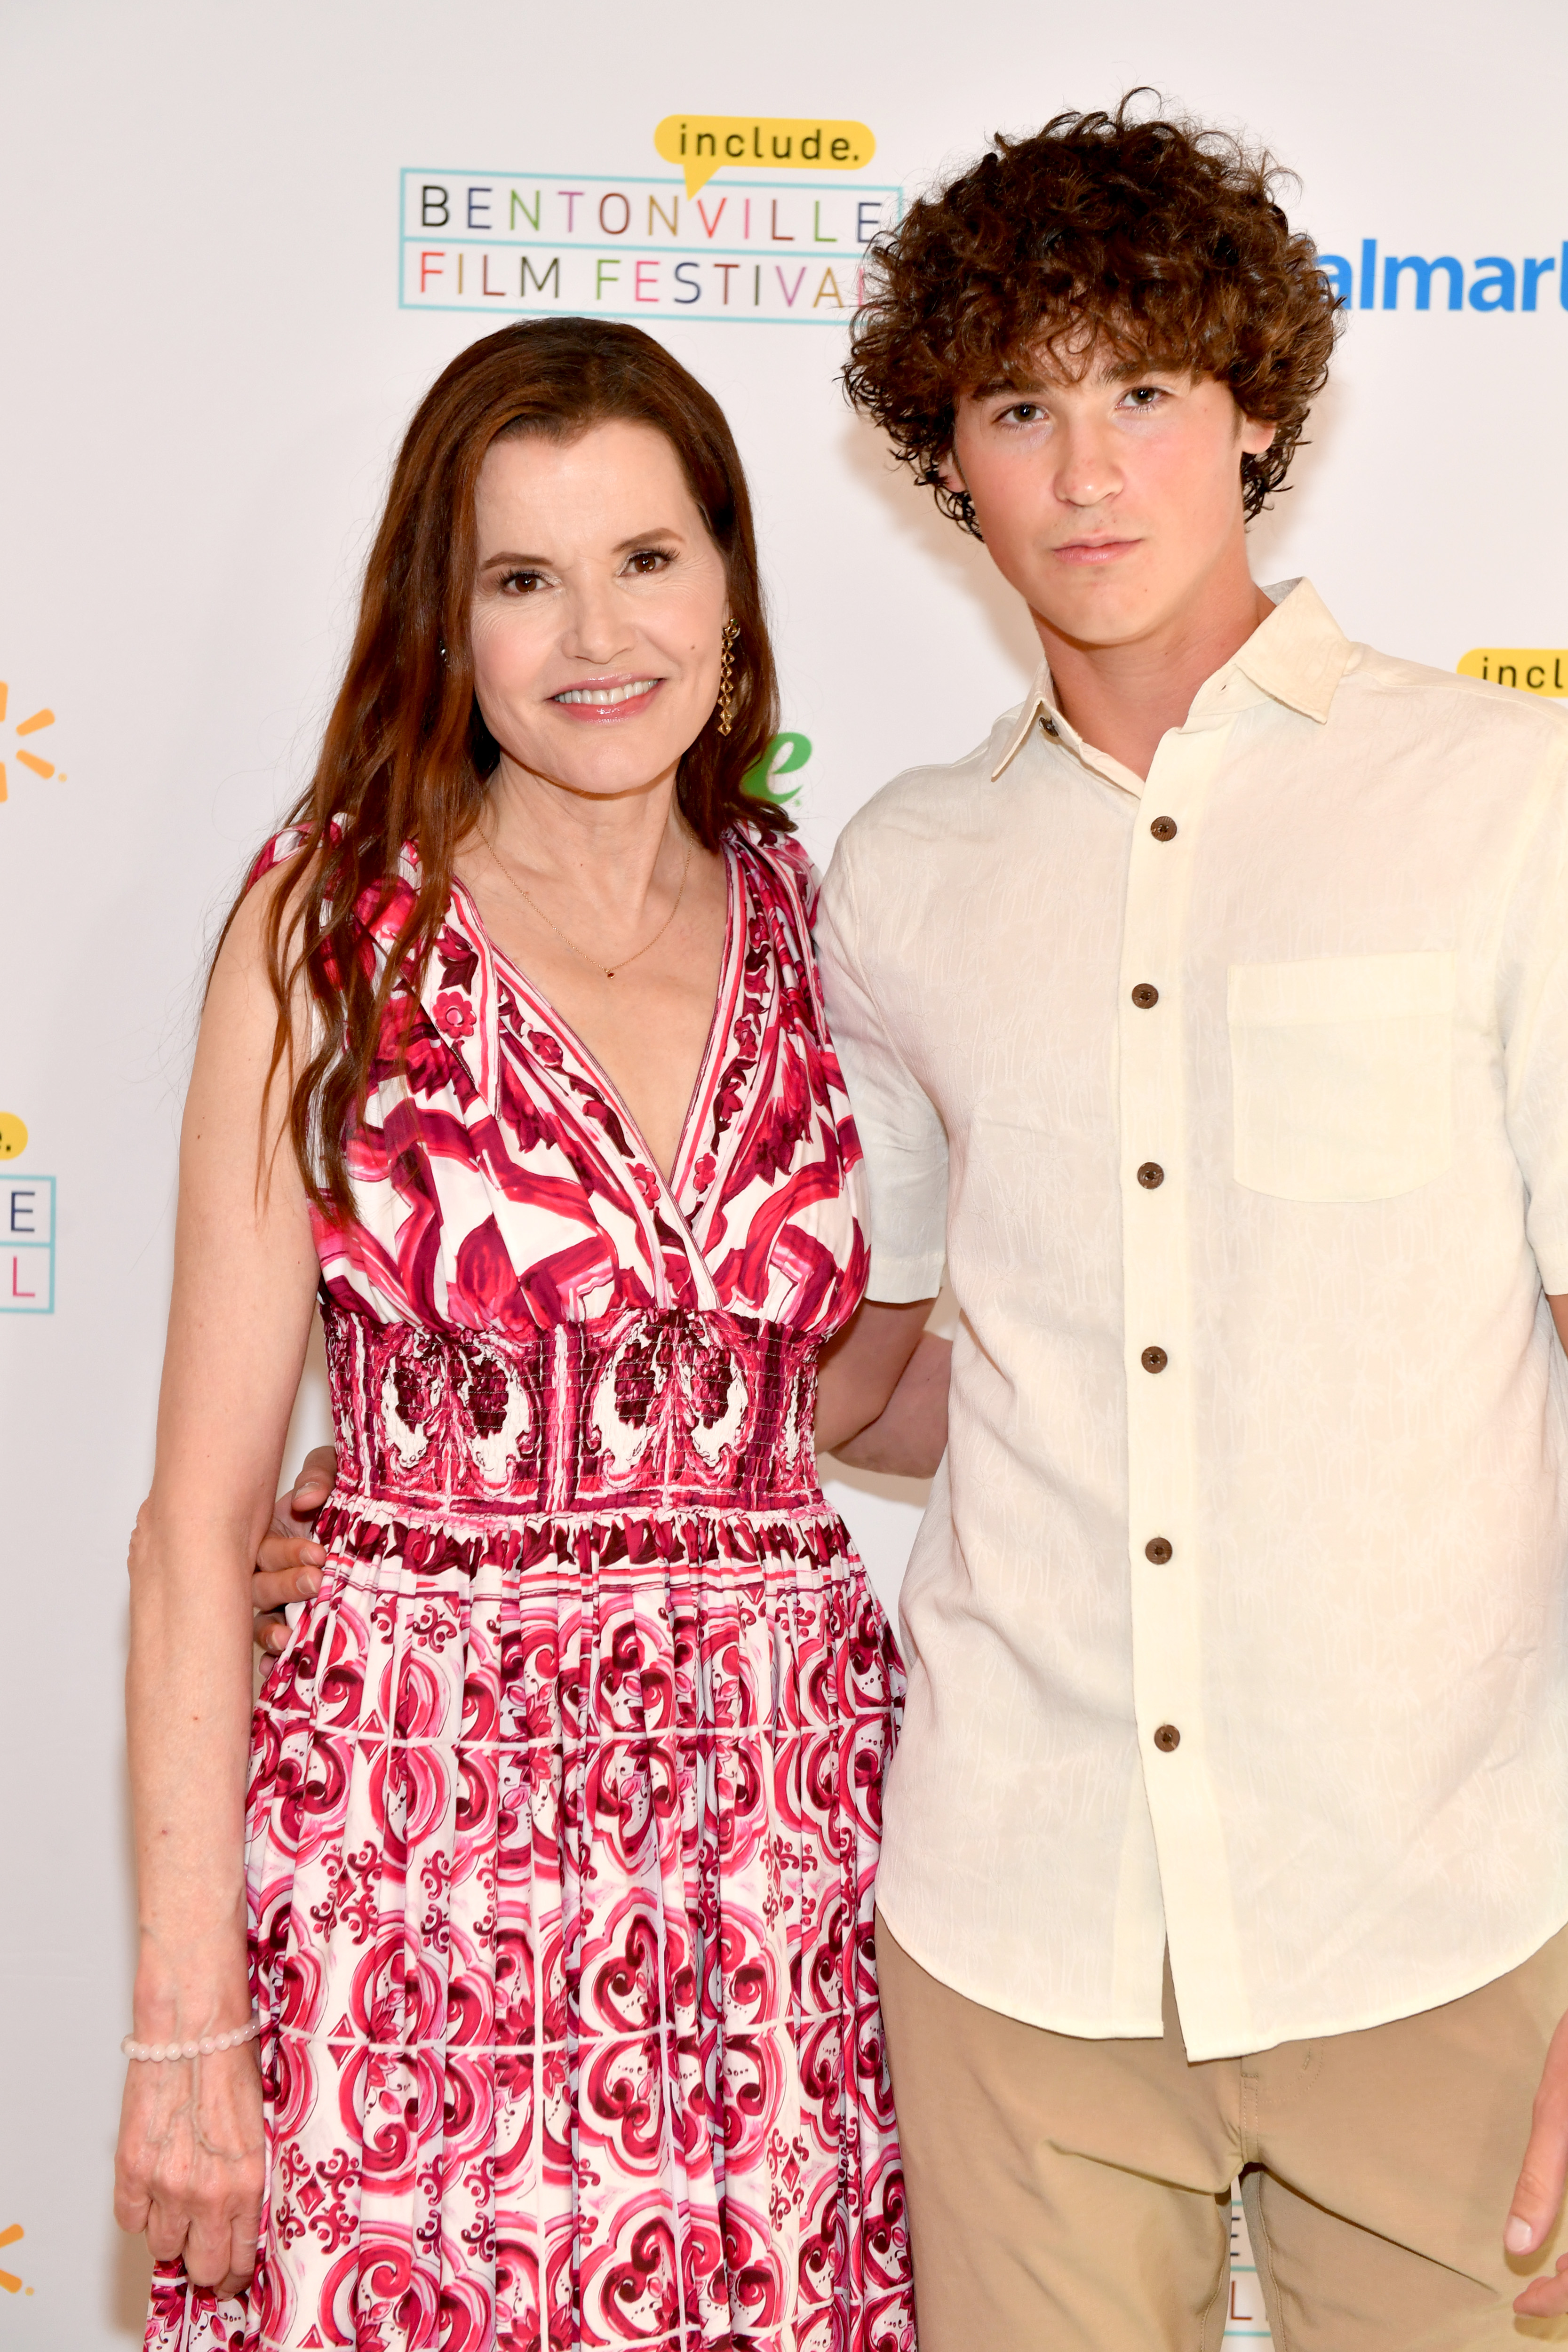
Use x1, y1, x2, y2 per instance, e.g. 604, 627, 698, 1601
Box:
716, 619, 740, 736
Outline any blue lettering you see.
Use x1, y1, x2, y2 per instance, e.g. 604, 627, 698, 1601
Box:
1360, 238, 1377, 309
1523, 256, 1556, 310
8, 1189, 35, 1235
466, 185, 492, 230
673, 261, 701, 304
857, 200, 882, 244
1469, 256, 1516, 311
1383, 253, 1463, 310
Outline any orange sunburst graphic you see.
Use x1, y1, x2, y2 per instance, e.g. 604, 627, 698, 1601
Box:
0, 681, 66, 801
0, 2221, 31, 2295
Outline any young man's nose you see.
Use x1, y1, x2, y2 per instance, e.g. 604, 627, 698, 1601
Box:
1053, 421, 1121, 509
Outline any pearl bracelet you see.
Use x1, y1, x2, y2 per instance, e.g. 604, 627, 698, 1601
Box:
121, 2014, 261, 2063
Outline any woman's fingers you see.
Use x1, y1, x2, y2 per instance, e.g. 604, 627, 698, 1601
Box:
224, 2218, 261, 2296
181, 2204, 234, 2289
113, 2047, 264, 2295
143, 2194, 190, 2266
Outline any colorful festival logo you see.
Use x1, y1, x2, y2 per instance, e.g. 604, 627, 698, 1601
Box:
2, 1172, 55, 1313
0, 681, 65, 800
401, 159, 899, 326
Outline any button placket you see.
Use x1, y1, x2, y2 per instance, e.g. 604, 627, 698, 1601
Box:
1116, 722, 1243, 2021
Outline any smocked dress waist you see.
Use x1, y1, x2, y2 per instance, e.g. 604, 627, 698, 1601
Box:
321, 1295, 828, 1526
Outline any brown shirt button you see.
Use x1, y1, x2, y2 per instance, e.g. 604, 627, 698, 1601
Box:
1154, 1724, 1181, 1752
1131, 983, 1160, 1009
1145, 1537, 1174, 1564
1137, 1161, 1164, 1189
1150, 816, 1178, 841
1141, 1345, 1168, 1374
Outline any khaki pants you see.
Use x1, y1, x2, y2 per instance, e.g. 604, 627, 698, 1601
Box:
877, 1914, 1568, 2351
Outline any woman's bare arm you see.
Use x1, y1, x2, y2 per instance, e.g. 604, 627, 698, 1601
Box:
815, 1297, 948, 1475
114, 871, 320, 2295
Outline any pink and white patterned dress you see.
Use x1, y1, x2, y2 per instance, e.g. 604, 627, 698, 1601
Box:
148, 826, 911, 2352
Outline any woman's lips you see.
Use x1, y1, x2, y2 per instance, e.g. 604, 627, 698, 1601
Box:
550, 676, 663, 721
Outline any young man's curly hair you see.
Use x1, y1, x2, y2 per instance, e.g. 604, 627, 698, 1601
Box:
844, 95, 1342, 532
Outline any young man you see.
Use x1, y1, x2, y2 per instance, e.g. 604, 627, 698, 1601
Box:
816, 100, 1568, 2351
251, 101, 1568, 2347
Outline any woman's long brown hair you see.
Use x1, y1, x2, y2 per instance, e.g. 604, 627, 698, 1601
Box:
222, 317, 787, 1223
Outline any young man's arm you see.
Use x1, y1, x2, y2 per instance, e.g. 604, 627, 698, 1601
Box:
1508, 1292, 1568, 2318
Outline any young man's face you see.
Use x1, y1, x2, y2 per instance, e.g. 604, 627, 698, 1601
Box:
945, 350, 1277, 650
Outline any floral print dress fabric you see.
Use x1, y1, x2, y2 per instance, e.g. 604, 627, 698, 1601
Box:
147, 829, 909, 2352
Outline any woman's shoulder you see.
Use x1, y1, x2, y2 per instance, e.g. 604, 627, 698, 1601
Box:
729, 820, 819, 924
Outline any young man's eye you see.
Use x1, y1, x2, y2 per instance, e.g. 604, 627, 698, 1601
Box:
1122, 386, 1168, 410
1005, 403, 1044, 425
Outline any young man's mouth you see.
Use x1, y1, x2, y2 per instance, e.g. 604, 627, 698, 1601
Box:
1052, 538, 1140, 566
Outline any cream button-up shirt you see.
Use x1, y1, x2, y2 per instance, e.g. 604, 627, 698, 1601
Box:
816, 580, 1568, 2060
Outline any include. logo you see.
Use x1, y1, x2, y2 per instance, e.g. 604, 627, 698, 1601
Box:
1457, 649, 1568, 696
653, 115, 875, 200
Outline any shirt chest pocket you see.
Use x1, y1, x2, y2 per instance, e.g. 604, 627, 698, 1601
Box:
1227, 952, 1455, 1202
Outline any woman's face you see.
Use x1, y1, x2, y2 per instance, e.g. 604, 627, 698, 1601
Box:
468, 418, 731, 803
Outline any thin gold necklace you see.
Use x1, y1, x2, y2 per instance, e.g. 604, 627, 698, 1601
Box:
485, 828, 693, 981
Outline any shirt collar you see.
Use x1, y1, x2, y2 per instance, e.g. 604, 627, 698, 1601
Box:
990, 577, 1353, 783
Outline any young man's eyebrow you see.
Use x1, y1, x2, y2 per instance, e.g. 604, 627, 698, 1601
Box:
965, 355, 1178, 402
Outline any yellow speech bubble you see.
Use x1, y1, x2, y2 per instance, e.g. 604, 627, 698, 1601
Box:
0, 1112, 28, 1159
1457, 649, 1568, 696
654, 116, 876, 199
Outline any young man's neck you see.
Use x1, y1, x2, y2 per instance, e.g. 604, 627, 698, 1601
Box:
1034, 560, 1276, 783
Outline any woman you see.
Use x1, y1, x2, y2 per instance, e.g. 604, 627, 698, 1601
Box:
115, 318, 936, 2352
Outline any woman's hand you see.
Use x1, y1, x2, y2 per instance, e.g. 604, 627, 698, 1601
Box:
114, 2042, 264, 2297
251, 1444, 336, 1655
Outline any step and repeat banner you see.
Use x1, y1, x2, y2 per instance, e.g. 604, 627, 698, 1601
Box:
2, 0, 1564, 2338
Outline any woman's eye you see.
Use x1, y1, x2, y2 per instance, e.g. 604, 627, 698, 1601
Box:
624, 548, 674, 575
498, 569, 546, 595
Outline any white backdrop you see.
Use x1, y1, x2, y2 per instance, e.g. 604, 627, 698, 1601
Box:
3, 0, 1566, 2338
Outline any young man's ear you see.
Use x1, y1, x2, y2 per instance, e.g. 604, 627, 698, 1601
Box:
1239, 413, 1278, 458
937, 449, 970, 497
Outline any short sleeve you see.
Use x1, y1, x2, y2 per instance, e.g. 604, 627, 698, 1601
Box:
815, 833, 948, 1302
1502, 740, 1568, 1291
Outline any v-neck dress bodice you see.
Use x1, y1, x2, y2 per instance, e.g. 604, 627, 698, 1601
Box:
148, 827, 910, 2352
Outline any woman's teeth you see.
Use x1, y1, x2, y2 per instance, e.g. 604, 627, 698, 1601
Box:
555, 680, 659, 706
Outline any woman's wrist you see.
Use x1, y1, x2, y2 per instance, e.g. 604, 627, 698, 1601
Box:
133, 1927, 251, 2038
